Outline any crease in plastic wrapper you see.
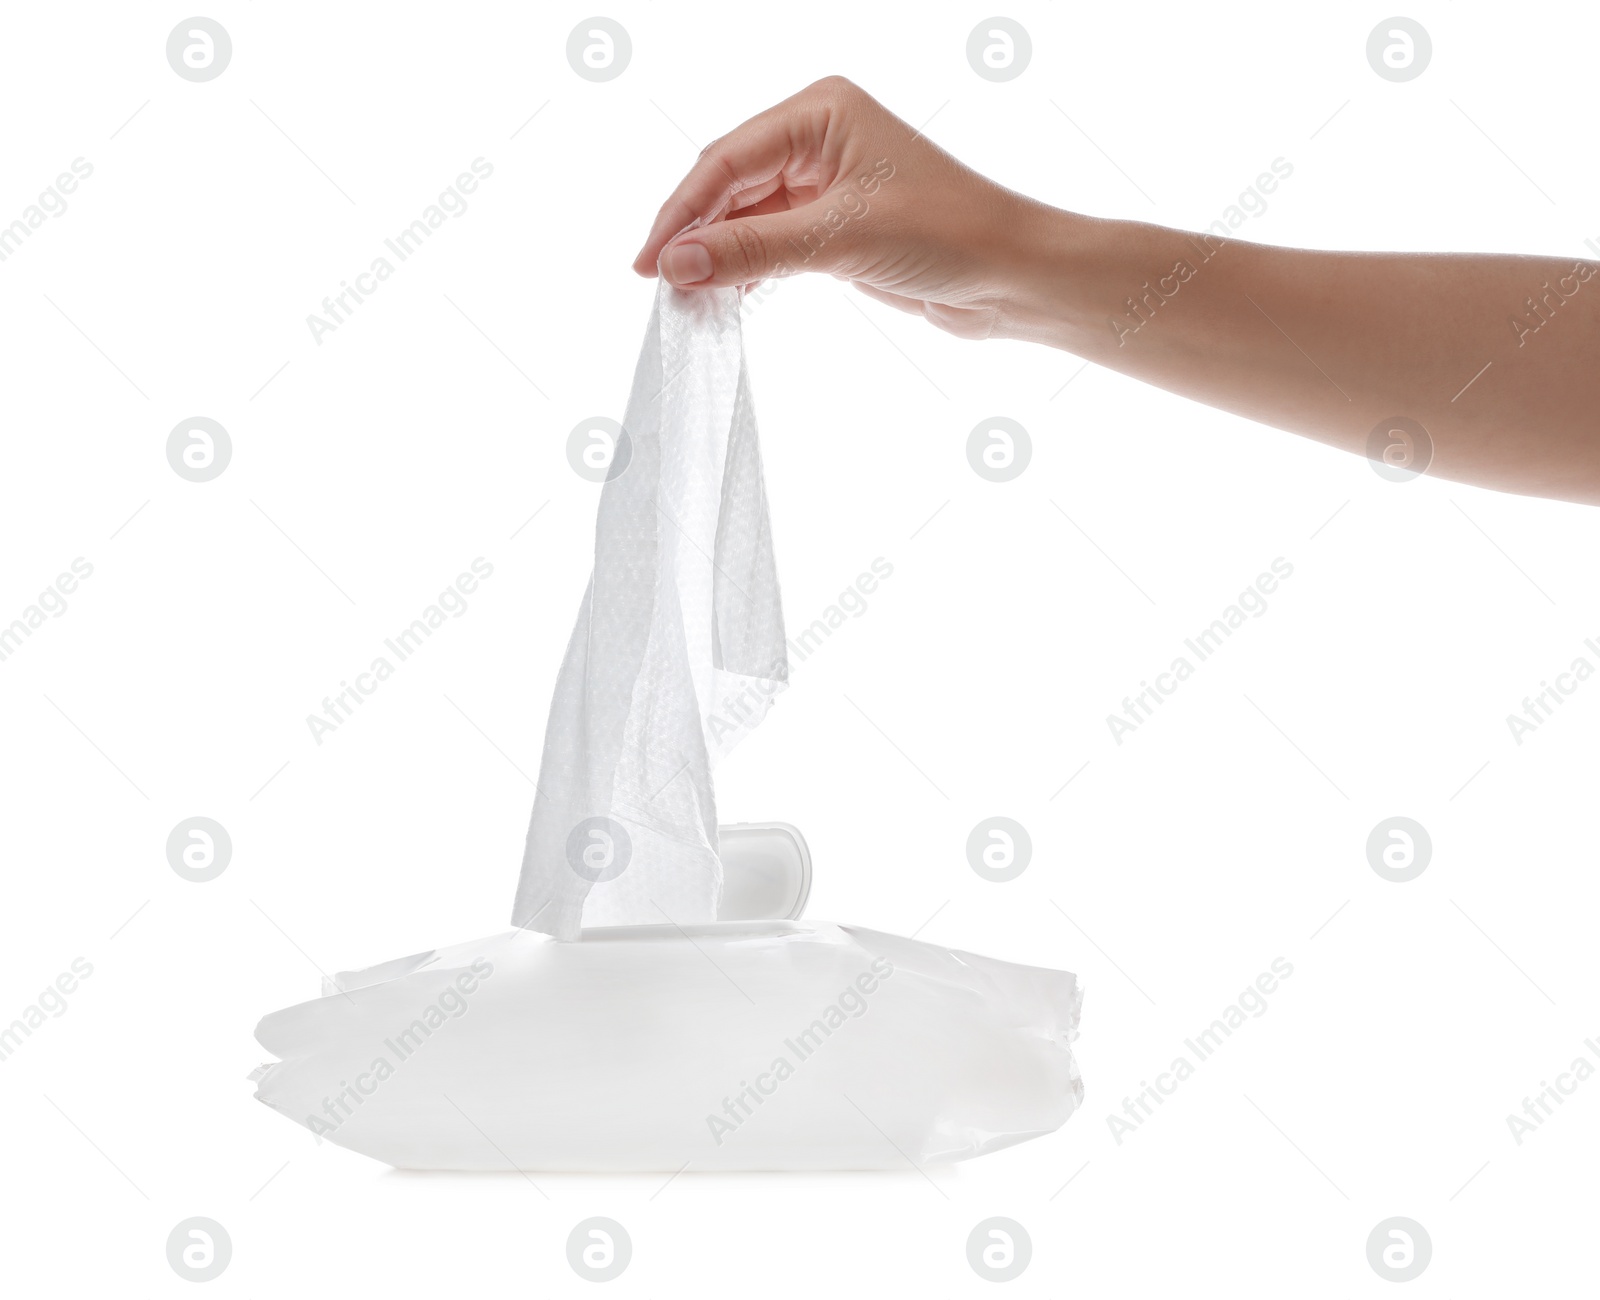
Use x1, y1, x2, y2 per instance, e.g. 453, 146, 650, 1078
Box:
512, 272, 787, 940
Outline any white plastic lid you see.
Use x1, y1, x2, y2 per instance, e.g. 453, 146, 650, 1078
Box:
716, 822, 811, 922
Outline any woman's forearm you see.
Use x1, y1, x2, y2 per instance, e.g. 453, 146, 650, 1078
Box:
634, 79, 1600, 503
1005, 206, 1600, 502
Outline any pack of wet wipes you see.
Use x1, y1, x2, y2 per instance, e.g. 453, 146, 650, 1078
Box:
252, 274, 1084, 1171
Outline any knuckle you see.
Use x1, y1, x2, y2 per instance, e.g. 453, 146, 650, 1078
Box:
719, 221, 768, 280
809, 74, 860, 102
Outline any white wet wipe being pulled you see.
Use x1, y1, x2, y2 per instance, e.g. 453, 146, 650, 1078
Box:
251, 273, 1085, 1171
512, 272, 787, 940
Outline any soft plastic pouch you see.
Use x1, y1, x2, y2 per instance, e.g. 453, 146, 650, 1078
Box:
252, 920, 1082, 1172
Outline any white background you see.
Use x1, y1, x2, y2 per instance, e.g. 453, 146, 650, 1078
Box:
3, 0, 1598, 1293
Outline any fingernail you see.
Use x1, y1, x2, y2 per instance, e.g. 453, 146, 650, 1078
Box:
663, 241, 713, 285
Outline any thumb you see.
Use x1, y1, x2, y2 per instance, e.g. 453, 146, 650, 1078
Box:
659, 204, 847, 289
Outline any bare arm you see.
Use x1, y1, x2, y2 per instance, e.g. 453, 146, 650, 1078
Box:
1009, 216, 1600, 500
634, 77, 1600, 504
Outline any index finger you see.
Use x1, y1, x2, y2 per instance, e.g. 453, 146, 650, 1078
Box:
630, 91, 829, 276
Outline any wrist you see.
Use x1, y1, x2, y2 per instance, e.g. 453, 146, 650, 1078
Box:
988, 202, 1100, 347
992, 206, 1179, 357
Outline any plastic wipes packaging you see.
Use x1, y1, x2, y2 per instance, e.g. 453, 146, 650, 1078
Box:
251, 268, 1085, 1171
251, 921, 1083, 1171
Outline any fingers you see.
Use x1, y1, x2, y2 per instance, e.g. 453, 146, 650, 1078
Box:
731, 188, 801, 222
631, 117, 804, 277
658, 202, 846, 288
632, 77, 862, 277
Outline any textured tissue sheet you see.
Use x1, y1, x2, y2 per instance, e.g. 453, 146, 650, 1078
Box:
511, 277, 788, 940
251, 271, 1084, 1172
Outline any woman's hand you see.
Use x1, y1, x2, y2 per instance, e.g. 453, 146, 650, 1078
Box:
631, 76, 1058, 341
